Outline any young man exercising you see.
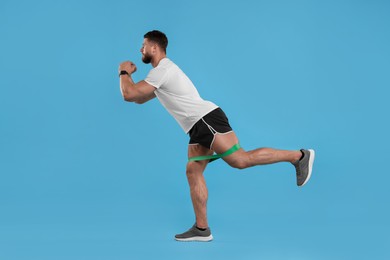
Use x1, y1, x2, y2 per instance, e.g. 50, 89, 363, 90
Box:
118, 30, 315, 242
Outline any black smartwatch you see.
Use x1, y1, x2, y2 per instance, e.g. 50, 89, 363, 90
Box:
119, 70, 129, 77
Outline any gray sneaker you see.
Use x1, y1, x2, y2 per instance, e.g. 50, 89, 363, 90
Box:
175, 224, 213, 242
293, 149, 315, 187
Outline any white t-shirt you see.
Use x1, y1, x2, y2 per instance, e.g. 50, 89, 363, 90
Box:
145, 58, 218, 133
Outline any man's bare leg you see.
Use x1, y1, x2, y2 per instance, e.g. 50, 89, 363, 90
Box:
212, 132, 302, 169
186, 144, 213, 228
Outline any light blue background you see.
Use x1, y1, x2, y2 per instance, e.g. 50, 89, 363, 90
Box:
1, 0, 389, 259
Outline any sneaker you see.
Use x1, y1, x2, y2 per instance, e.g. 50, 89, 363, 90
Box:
175, 224, 213, 242
293, 149, 315, 187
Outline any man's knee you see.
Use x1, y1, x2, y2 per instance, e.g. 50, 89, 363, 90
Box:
186, 161, 205, 175
226, 157, 248, 170
186, 162, 196, 175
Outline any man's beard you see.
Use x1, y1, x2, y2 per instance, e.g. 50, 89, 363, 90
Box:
142, 53, 152, 64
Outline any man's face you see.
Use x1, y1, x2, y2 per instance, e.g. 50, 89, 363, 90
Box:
140, 38, 153, 64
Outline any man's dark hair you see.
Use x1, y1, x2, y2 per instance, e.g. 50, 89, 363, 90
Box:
144, 30, 168, 53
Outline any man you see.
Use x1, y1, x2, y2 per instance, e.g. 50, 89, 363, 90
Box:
119, 30, 315, 242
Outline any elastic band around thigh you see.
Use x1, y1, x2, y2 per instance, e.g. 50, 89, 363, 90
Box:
188, 143, 241, 163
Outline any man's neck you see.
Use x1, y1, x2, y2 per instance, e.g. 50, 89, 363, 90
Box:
151, 54, 167, 68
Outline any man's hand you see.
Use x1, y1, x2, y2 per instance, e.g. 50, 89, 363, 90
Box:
119, 61, 137, 75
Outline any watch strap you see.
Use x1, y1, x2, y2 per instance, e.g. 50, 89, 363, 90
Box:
119, 70, 129, 77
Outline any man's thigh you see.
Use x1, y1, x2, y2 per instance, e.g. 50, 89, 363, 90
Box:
211, 132, 239, 154
188, 144, 213, 157
187, 144, 214, 172
211, 132, 246, 167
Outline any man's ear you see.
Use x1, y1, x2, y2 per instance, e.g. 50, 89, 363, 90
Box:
152, 43, 158, 54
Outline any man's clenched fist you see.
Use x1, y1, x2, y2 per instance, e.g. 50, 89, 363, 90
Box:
119, 61, 137, 74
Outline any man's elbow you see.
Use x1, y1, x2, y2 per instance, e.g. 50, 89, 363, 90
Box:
123, 94, 145, 104
134, 98, 147, 104
123, 93, 137, 103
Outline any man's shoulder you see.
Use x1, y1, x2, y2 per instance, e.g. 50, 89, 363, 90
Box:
146, 58, 175, 87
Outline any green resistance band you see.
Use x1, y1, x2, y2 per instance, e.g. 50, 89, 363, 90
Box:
188, 143, 241, 162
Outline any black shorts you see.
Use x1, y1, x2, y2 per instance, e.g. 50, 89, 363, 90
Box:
188, 107, 233, 149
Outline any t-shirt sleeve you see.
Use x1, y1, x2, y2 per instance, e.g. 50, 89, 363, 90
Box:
144, 67, 168, 89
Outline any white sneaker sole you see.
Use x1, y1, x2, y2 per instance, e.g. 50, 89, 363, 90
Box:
301, 149, 315, 187
175, 235, 213, 242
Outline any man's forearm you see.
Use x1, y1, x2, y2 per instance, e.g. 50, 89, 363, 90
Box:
120, 74, 137, 101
